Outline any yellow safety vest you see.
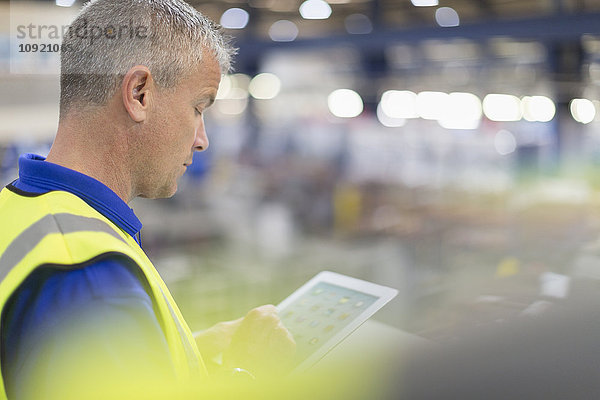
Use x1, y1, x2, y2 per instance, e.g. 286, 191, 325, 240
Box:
0, 185, 207, 399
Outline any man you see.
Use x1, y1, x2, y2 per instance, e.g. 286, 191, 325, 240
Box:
0, 0, 295, 398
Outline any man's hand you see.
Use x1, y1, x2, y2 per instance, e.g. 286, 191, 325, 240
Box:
194, 317, 243, 364
195, 305, 296, 378
223, 305, 296, 378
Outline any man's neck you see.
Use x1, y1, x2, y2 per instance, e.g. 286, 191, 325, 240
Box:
46, 116, 134, 203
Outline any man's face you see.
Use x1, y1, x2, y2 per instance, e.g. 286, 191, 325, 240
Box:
137, 56, 221, 199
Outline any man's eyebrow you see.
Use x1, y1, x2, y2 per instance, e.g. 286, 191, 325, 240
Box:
195, 94, 216, 108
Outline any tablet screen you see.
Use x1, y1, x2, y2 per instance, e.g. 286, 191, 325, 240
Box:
280, 281, 380, 364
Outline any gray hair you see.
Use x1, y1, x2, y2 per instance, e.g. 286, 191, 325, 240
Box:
60, 0, 236, 115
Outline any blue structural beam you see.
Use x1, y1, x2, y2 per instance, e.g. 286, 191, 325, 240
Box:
235, 12, 600, 68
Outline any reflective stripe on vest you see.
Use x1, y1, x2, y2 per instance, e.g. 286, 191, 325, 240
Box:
0, 213, 126, 279
158, 285, 201, 376
0, 187, 207, 400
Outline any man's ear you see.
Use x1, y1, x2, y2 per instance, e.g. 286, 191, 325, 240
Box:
122, 65, 153, 123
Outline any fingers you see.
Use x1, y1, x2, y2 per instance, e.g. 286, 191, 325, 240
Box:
242, 305, 286, 337
194, 316, 246, 364
246, 304, 278, 321
218, 316, 244, 332
223, 305, 297, 377
268, 324, 296, 360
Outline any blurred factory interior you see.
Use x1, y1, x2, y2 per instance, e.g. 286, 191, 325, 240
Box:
2, 0, 600, 343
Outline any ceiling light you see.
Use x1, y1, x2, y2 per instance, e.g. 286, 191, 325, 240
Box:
570, 98, 596, 124
249, 73, 282, 100
216, 75, 232, 100
215, 87, 249, 115
328, 89, 363, 118
411, 0, 438, 6
269, 20, 299, 42
483, 94, 522, 122
521, 96, 555, 122
345, 14, 373, 35
220, 8, 250, 29
299, 0, 332, 20
494, 130, 517, 155
230, 74, 251, 91
416, 91, 448, 120
380, 90, 418, 119
435, 7, 460, 27
56, 0, 76, 6
438, 92, 482, 130
377, 103, 406, 128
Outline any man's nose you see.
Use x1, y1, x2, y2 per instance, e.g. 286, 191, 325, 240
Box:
194, 118, 209, 152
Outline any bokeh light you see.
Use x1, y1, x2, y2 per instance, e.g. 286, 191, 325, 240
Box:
417, 91, 448, 120
220, 8, 250, 29
521, 96, 556, 122
483, 94, 522, 122
435, 7, 460, 27
249, 73, 282, 100
377, 103, 407, 128
379, 90, 418, 119
299, 0, 332, 20
494, 129, 517, 155
439, 92, 482, 130
570, 98, 596, 124
328, 89, 364, 118
269, 20, 299, 42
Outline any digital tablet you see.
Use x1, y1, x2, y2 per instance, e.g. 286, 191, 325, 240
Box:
277, 271, 398, 371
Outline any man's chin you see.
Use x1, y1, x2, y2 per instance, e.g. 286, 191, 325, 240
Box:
139, 183, 178, 200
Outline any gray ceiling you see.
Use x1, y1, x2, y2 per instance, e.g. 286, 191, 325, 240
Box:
189, 0, 600, 40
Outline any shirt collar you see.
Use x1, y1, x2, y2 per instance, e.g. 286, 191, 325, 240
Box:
16, 154, 142, 242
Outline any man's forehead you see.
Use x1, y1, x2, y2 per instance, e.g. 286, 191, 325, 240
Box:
194, 57, 221, 82
183, 58, 221, 100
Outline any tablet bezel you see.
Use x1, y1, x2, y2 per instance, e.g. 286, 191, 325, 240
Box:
277, 270, 398, 371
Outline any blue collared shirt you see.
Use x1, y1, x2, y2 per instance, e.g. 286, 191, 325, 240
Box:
1, 154, 175, 399
13, 153, 143, 244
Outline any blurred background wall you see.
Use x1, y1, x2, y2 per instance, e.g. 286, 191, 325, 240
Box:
2, 0, 600, 341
